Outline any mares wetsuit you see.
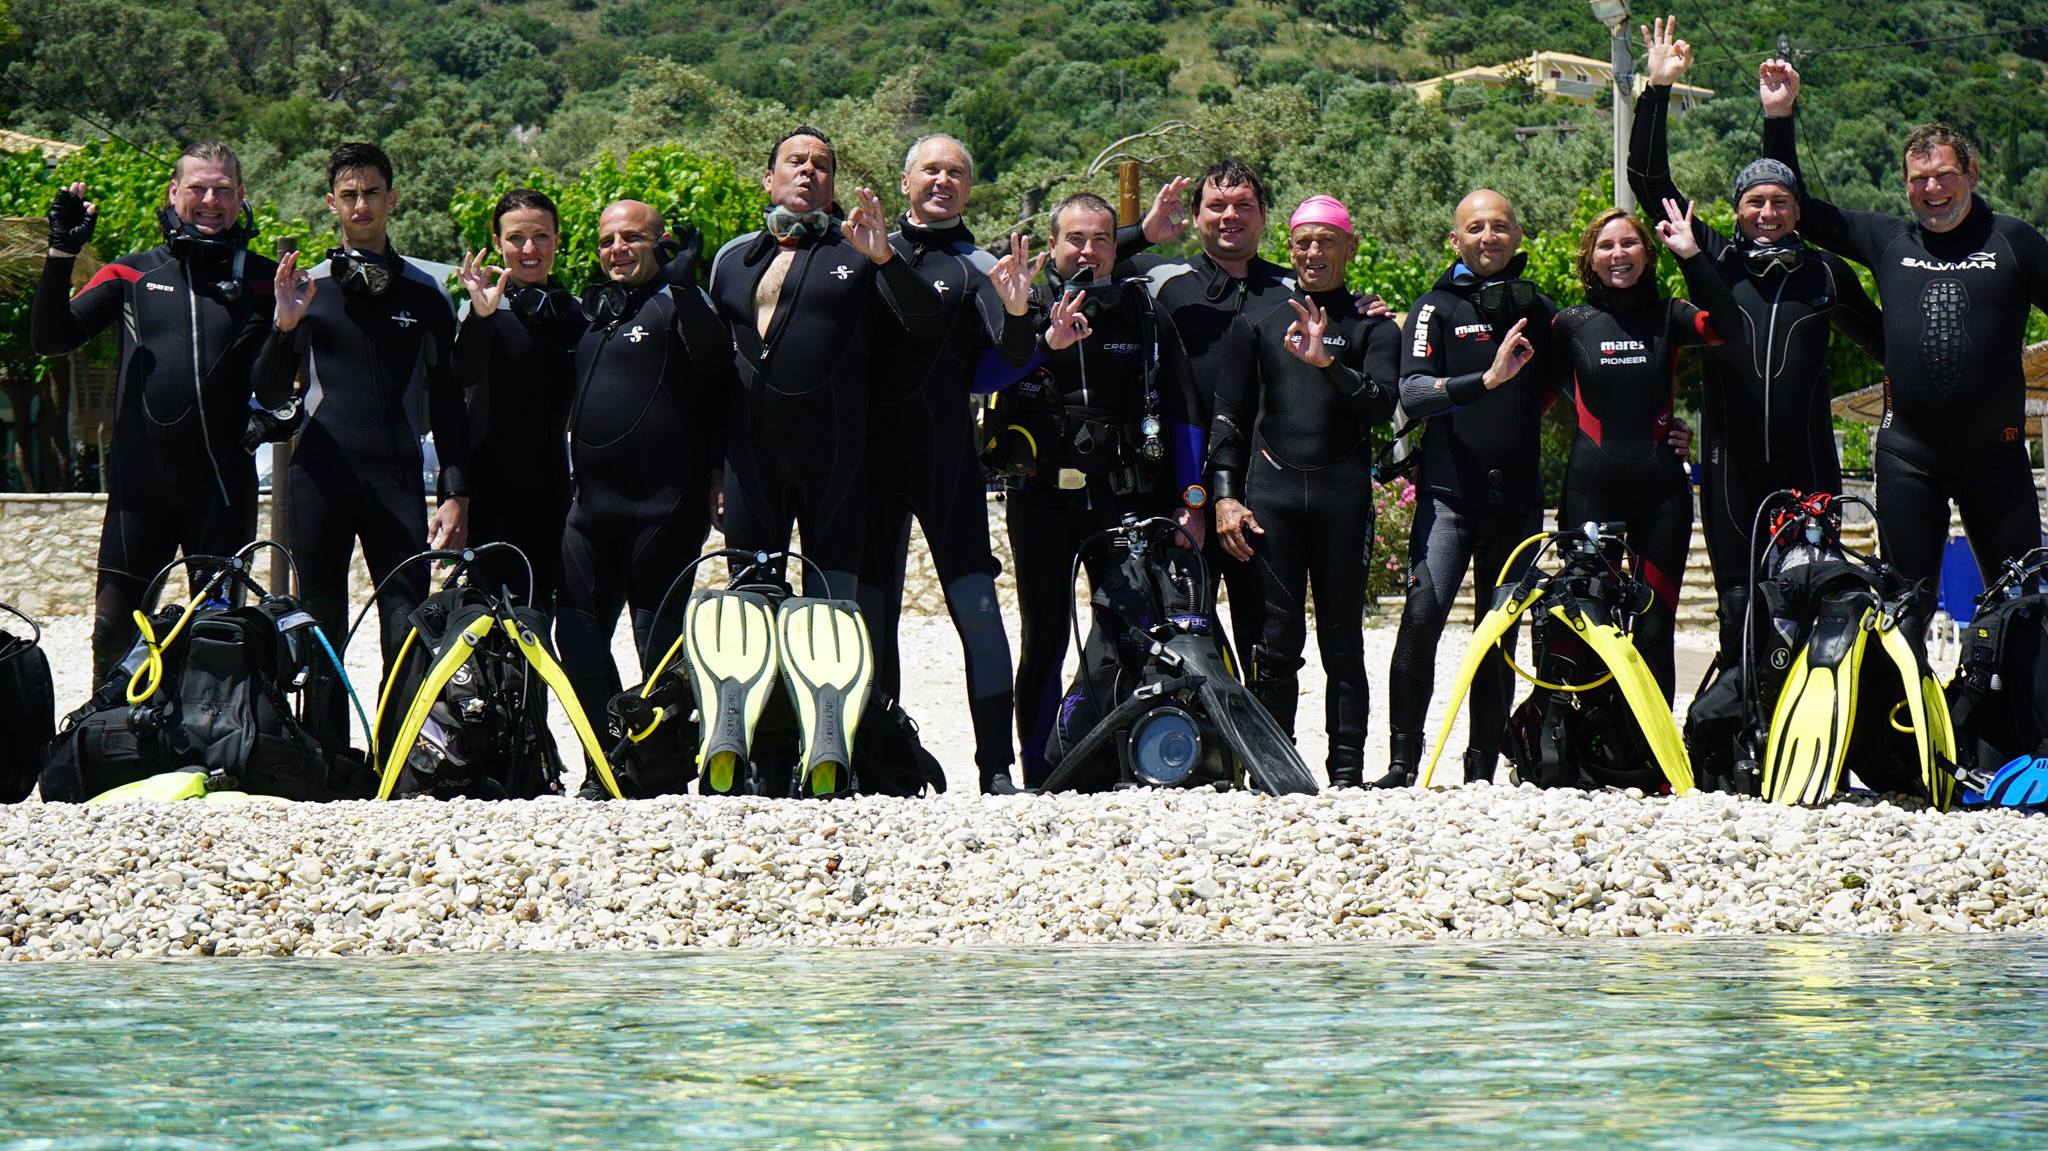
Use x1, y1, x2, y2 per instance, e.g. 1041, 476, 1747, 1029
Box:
1003, 273, 1205, 786
1208, 288, 1400, 785
32, 240, 280, 679
1767, 115, 2048, 600
452, 285, 581, 610
1552, 259, 1739, 698
556, 278, 732, 727
856, 216, 1034, 785
1133, 250, 1296, 660
708, 222, 942, 597
1631, 85, 1886, 656
256, 252, 470, 746
1386, 254, 1557, 782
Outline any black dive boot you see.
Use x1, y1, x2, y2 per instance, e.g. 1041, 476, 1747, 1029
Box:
1463, 747, 1497, 785
980, 765, 1022, 795
1327, 757, 1365, 789
1369, 732, 1420, 788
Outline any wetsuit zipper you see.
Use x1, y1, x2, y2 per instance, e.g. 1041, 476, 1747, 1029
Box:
184, 264, 231, 505
1760, 272, 1788, 465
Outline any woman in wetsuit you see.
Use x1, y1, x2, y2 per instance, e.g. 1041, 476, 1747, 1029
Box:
1552, 199, 1740, 698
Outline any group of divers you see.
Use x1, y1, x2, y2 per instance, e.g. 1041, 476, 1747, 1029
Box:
9, 25, 2048, 813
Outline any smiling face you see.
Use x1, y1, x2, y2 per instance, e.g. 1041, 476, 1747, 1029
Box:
1591, 216, 1651, 290
901, 137, 971, 225
494, 206, 559, 287
1289, 224, 1355, 293
1904, 143, 1978, 233
1736, 183, 1800, 244
327, 167, 395, 250
597, 201, 663, 285
1051, 204, 1116, 280
167, 157, 243, 236
1450, 190, 1522, 278
1195, 180, 1266, 265
766, 135, 836, 214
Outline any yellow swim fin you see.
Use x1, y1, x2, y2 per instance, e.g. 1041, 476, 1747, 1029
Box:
1873, 616, 1958, 811
1421, 584, 1545, 787
1552, 602, 1694, 796
1762, 596, 1872, 806
85, 770, 211, 804
776, 598, 872, 797
684, 588, 779, 795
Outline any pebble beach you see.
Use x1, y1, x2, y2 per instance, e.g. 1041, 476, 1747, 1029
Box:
5, 613, 2047, 961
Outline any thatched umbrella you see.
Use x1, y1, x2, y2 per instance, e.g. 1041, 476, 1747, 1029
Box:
0, 215, 100, 295
0, 218, 100, 492
1833, 341, 2048, 423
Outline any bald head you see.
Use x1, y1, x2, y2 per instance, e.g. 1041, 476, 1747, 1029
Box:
598, 199, 666, 285
1450, 189, 1522, 278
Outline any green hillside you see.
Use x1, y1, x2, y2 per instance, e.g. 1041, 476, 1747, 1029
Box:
3, 0, 2045, 264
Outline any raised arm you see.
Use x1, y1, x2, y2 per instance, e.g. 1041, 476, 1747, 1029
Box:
1627, 17, 1721, 256
1758, 58, 1892, 267
1398, 299, 1534, 416
1657, 198, 1741, 345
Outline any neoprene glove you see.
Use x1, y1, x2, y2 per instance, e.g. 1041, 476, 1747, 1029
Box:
657, 223, 703, 286
46, 189, 94, 255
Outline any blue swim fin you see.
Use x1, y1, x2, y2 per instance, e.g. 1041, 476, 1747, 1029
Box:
1964, 753, 2048, 809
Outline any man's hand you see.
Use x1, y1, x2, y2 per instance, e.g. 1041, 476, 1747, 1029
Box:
427, 496, 469, 551
844, 187, 893, 264
1667, 416, 1694, 460
272, 251, 317, 333
988, 232, 1043, 317
457, 249, 510, 318
1641, 16, 1694, 88
1173, 505, 1208, 552
659, 223, 704, 286
1352, 291, 1393, 318
1141, 176, 1191, 244
708, 467, 725, 531
1655, 197, 1700, 259
1215, 497, 1262, 562
46, 182, 96, 256
1760, 58, 1800, 118
1481, 317, 1534, 389
1044, 290, 1092, 351
1283, 297, 1334, 368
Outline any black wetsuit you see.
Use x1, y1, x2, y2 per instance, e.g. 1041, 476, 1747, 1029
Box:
256, 253, 470, 745
1134, 251, 1295, 660
856, 217, 1034, 783
1766, 115, 2048, 599
1387, 256, 1558, 780
1630, 85, 1886, 655
31, 242, 281, 678
707, 223, 943, 597
1001, 274, 1205, 786
1208, 288, 1400, 784
555, 280, 732, 727
452, 286, 582, 609
1553, 259, 1739, 698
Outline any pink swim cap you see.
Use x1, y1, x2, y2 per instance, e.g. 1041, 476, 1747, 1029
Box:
1288, 195, 1354, 236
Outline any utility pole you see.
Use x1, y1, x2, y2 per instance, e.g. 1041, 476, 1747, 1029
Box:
1590, 0, 1635, 212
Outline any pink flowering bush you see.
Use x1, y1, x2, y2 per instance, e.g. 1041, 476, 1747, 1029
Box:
1369, 476, 1417, 603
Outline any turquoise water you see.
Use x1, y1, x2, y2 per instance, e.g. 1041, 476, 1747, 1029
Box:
3, 939, 2047, 1148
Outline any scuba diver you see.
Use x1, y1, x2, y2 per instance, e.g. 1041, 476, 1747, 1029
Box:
555, 199, 734, 736
1380, 189, 1555, 788
706, 125, 945, 601
259, 142, 472, 746
1762, 58, 2048, 612
1551, 198, 1732, 699
987, 191, 1208, 788
857, 133, 1041, 795
30, 141, 285, 680
1209, 195, 1401, 788
452, 188, 584, 612
1629, 18, 1886, 664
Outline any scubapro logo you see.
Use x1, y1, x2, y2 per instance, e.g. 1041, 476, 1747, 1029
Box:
625, 325, 649, 343
934, 279, 950, 294
393, 311, 416, 329
1903, 252, 1997, 272
831, 265, 852, 280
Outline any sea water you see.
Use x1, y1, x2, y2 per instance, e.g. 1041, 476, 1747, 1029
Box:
3, 938, 2046, 1148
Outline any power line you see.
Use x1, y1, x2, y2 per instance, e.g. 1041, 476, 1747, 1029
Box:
1800, 23, 2048, 59
0, 68, 172, 167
